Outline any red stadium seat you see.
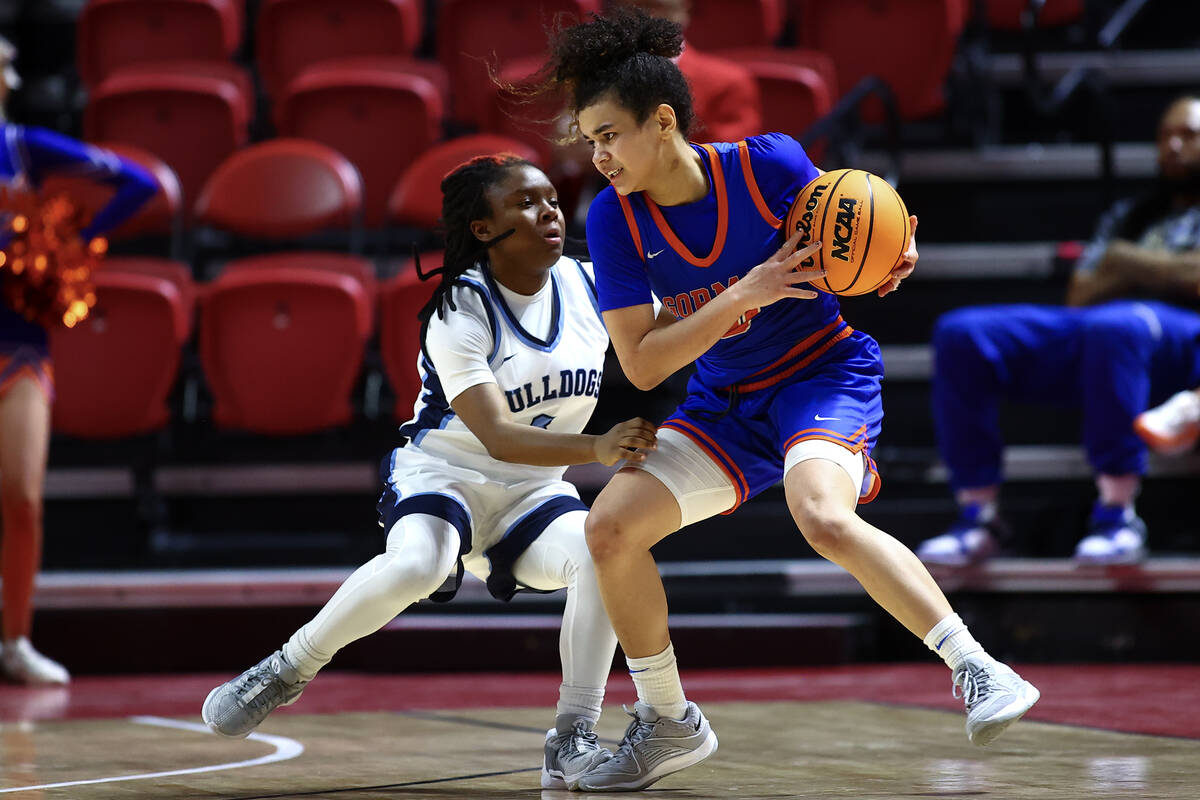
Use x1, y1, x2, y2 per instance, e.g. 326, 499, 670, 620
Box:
713, 48, 837, 161
380, 253, 442, 419
687, 0, 786, 50
77, 0, 241, 89
41, 142, 182, 241
388, 135, 543, 231
220, 252, 377, 332
288, 56, 452, 108
794, 0, 967, 121
436, 0, 600, 127
715, 46, 838, 106
480, 55, 567, 166
199, 266, 373, 434
256, 0, 423, 98
194, 139, 363, 239
49, 258, 194, 437
983, 0, 1085, 29
276, 64, 443, 227
742, 62, 832, 160
106, 60, 255, 124
85, 71, 249, 211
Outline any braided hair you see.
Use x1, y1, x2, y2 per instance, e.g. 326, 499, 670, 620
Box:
535, 8, 695, 142
416, 153, 536, 327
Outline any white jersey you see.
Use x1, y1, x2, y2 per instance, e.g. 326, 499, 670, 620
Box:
398, 256, 608, 483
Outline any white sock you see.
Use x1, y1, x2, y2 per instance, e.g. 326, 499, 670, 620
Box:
1096, 474, 1138, 508
923, 613, 987, 672
626, 643, 687, 720
556, 683, 604, 728
283, 628, 329, 683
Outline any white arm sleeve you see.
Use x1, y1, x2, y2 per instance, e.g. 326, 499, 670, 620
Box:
423, 287, 498, 404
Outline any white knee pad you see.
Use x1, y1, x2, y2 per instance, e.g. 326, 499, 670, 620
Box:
784, 438, 866, 496
630, 427, 738, 528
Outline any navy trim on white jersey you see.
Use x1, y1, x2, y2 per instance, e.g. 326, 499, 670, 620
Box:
573, 259, 603, 322
374, 488, 473, 603
484, 494, 588, 601
398, 356, 455, 446
483, 267, 564, 352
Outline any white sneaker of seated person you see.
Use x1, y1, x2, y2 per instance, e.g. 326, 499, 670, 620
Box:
1134, 390, 1200, 455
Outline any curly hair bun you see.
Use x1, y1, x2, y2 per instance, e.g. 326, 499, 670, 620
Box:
553, 9, 683, 86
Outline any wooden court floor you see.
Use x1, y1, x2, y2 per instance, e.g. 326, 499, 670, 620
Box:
1, 665, 1197, 799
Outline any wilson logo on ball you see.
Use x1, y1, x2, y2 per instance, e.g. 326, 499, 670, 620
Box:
785, 169, 911, 296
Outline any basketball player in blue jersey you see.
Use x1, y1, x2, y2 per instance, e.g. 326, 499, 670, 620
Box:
0, 35, 156, 684
527, 10, 1040, 790
203, 155, 657, 790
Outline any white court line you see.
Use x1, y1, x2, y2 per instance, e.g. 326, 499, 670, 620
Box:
0, 715, 304, 794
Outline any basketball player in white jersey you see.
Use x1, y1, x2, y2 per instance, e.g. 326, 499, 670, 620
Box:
202, 155, 657, 791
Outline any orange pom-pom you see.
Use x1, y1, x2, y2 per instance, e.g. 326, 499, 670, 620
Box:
0, 186, 104, 328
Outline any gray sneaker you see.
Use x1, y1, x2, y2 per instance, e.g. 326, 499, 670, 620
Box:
953, 656, 1040, 745
540, 715, 613, 790
202, 650, 307, 738
576, 701, 718, 791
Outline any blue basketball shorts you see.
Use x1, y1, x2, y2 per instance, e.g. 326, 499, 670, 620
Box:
646, 329, 885, 520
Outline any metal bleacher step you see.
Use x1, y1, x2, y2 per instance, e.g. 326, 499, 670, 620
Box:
988, 49, 1200, 89
860, 142, 1156, 183
42, 444, 1200, 501
30, 558, 1200, 672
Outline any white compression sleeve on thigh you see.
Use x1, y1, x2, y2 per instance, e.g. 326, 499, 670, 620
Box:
507, 510, 616, 722
283, 514, 461, 681
784, 438, 866, 496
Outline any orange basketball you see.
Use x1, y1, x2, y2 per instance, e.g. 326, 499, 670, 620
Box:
784, 169, 911, 296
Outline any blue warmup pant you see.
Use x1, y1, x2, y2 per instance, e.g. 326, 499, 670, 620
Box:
932, 301, 1200, 490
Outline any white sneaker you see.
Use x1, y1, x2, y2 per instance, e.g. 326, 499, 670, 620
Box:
1074, 503, 1147, 565
1, 638, 70, 685
953, 656, 1040, 746
916, 505, 1002, 566
1134, 390, 1200, 455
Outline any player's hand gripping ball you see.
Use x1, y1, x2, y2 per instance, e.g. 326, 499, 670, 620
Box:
785, 169, 912, 296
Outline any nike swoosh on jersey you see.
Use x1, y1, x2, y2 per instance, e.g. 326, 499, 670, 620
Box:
647, 249, 665, 258
814, 414, 840, 421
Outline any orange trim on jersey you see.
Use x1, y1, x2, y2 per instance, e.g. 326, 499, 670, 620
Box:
660, 418, 747, 512
0, 356, 54, 403
860, 456, 882, 504
616, 193, 644, 259
740, 317, 846, 382
735, 325, 854, 393
644, 144, 728, 268
783, 430, 881, 504
738, 140, 782, 229
783, 425, 868, 455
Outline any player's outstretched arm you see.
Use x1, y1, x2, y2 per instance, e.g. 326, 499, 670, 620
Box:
450, 382, 657, 467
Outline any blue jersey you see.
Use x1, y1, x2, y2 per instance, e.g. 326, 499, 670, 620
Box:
1, 123, 156, 351
588, 132, 845, 388
590, 134, 886, 509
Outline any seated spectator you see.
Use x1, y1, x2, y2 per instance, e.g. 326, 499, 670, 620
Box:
918, 94, 1200, 566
